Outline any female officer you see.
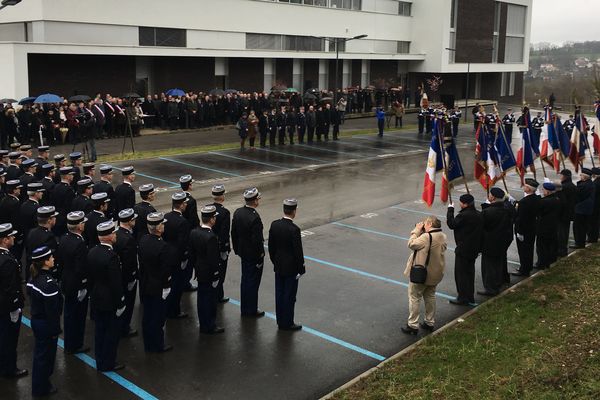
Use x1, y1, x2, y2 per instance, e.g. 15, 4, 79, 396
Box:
27, 246, 62, 398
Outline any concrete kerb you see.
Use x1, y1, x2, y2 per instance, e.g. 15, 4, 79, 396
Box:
319, 245, 586, 400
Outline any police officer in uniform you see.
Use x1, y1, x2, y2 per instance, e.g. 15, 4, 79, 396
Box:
68, 152, 82, 188
87, 220, 125, 372
417, 108, 425, 134
19, 159, 38, 202
27, 246, 62, 397
114, 209, 139, 338
50, 166, 76, 237
138, 212, 174, 353
557, 169, 577, 257
26, 206, 58, 279
189, 205, 224, 334
212, 184, 231, 303
39, 164, 55, 206
0, 181, 23, 260
587, 167, 600, 242
6, 152, 23, 181
92, 165, 115, 218
84, 192, 110, 247
450, 107, 461, 137
180, 175, 199, 229
114, 166, 136, 213
502, 108, 515, 144
572, 168, 595, 248
52, 154, 66, 185
71, 178, 94, 215
82, 162, 95, 182
18, 183, 44, 249
512, 179, 540, 277
268, 199, 305, 331
57, 211, 90, 354
536, 182, 562, 269
0, 223, 27, 379
133, 184, 157, 242
231, 187, 265, 317
531, 112, 544, 143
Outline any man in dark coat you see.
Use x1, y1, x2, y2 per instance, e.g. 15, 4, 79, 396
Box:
133, 184, 156, 242
587, 168, 600, 242
114, 209, 138, 338
180, 175, 199, 229
71, 178, 93, 215
113, 166, 136, 214
572, 168, 595, 248
18, 159, 37, 203
25, 206, 58, 279
297, 106, 307, 144
50, 167, 76, 237
18, 183, 43, 252
39, 164, 55, 206
83, 193, 109, 247
211, 184, 231, 303
536, 183, 562, 269
268, 199, 305, 330
0, 181, 23, 260
92, 165, 115, 219
446, 194, 484, 305
512, 179, 540, 277
557, 169, 577, 257
305, 106, 316, 144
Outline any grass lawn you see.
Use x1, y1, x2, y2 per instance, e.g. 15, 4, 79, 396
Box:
330, 246, 600, 400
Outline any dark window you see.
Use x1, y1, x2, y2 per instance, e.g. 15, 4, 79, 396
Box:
139, 27, 186, 47
398, 1, 411, 16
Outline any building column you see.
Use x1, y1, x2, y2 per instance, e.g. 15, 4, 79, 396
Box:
135, 56, 152, 96
318, 59, 328, 90
263, 58, 275, 92
215, 57, 228, 89
360, 59, 369, 87
0, 44, 29, 98
342, 60, 350, 89
292, 58, 303, 90
397, 61, 409, 89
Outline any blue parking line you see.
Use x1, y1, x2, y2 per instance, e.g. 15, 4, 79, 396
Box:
21, 316, 158, 400
113, 166, 179, 187
391, 206, 446, 219
227, 298, 385, 361
159, 156, 242, 177
353, 135, 425, 149
296, 143, 369, 158
257, 147, 328, 163
209, 151, 290, 170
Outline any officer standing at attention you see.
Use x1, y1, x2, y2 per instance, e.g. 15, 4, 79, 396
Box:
26, 206, 58, 279
50, 166, 76, 237
57, 211, 90, 355
87, 220, 125, 372
502, 108, 515, 144
417, 108, 425, 134
0, 181, 22, 261
71, 178, 94, 214
0, 223, 28, 379
34, 146, 50, 180
211, 184, 231, 303
450, 106, 461, 137
114, 166, 136, 214
69, 152, 83, 187
27, 246, 62, 397
18, 159, 38, 202
557, 169, 577, 257
572, 168, 595, 248
18, 183, 44, 247
82, 162, 95, 183
531, 111, 544, 143
536, 182, 562, 269
180, 175, 199, 229
52, 155, 65, 185
231, 187, 265, 317
39, 164, 55, 206
114, 209, 139, 338
189, 205, 224, 334
133, 184, 157, 241
93, 165, 115, 218
138, 212, 174, 353
268, 199, 305, 331
587, 167, 600, 243
446, 194, 484, 305
512, 179, 540, 277
163, 192, 191, 320
84, 192, 110, 246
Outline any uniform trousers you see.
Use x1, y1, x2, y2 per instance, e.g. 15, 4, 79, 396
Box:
259, 128, 268, 147
504, 125, 513, 144
407, 283, 436, 329
0, 313, 21, 376
141, 295, 167, 352
454, 254, 476, 303
452, 121, 459, 137
418, 118, 424, 134
240, 259, 263, 315
297, 126, 306, 143
93, 309, 121, 371
587, 210, 600, 242
197, 282, 217, 333
120, 283, 137, 336
63, 294, 88, 352
287, 126, 295, 144
573, 213, 589, 246
166, 261, 187, 318
307, 126, 315, 143
278, 126, 286, 144
481, 254, 503, 294
332, 124, 340, 140
269, 128, 277, 146
536, 232, 558, 269
557, 220, 571, 257
31, 319, 57, 397
216, 256, 228, 301
275, 273, 299, 328
323, 124, 330, 140
516, 233, 536, 275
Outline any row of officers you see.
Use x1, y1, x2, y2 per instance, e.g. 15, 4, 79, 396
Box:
0, 182, 306, 398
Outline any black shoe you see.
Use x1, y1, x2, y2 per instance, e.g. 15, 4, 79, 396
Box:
112, 364, 126, 371
242, 310, 265, 318
511, 271, 530, 277
419, 322, 435, 332
279, 324, 302, 331
477, 290, 498, 296
449, 298, 469, 306
122, 329, 138, 338
159, 345, 174, 353
170, 312, 188, 320
201, 327, 225, 335
3, 368, 28, 378
65, 346, 90, 355
401, 325, 418, 335
218, 297, 230, 303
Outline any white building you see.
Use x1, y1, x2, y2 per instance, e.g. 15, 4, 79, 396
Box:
0, 0, 531, 104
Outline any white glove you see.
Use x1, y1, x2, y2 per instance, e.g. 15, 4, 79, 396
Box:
211, 280, 219, 288
296, 273, 301, 280
115, 306, 126, 317
161, 287, 171, 300
543, 177, 551, 183
77, 289, 87, 302
516, 234, 524, 242
448, 202, 454, 208
256, 262, 263, 269
220, 252, 229, 261
484, 199, 491, 204
127, 280, 136, 291
180, 259, 188, 271
9, 308, 21, 323
508, 195, 516, 203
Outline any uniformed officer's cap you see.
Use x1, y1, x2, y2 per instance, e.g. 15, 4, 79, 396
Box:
53, 154, 65, 162
543, 182, 556, 191
243, 187, 261, 201
37, 145, 50, 153
0, 167, 6, 177
592, 167, 600, 176
180, 174, 193, 185
77, 178, 93, 189
27, 182, 45, 192
121, 166, 135, 176
212, 184, 226, 196
524, 178, 539, 188
37, 206, 58, 218
559, 169, 571, 177
581, 168, 592, 176
8, 151, 20, 160
41, 163, 54, 172
139, 184, 155, 195
283, 198, 298, 211
0, 223, 17, 238
82, 162, 95, 171
18, 155, 27, 161
171, 191, 188, 204
69, 151, 82, 160
59, 166, 75, 175
67, 211, 87, 225
118, 208, 137, 223
99, 165, 113, 174
22, 158, 37, 168
200, 205, 218, 218
459, 194, 474, 204
20, 145, 32, 151
91, 192, 110, 204
147, 212, 166, 225
97, 220, 116, 236
9, 142, 21, 150
6, 179, 21, 189
490, 187, 505, 199
0, 150, 9, 157
31, 246, 53, 261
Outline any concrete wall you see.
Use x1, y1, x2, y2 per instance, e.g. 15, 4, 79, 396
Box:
0, 22, 26, 41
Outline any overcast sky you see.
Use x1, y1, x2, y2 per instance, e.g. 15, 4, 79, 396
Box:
531, 0, 600, 44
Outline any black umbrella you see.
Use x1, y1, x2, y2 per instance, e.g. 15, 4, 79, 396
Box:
305, 88, 320, 95
224, 89, 238, 95
68, 94, 91, 102
303, 92, 318, 101
0, 98, 17, 104
122, 92, 142, 99
209, 88, 224, 96
18, 97, 36, 105
276, 98, 290, 104
320, 97, 333, 103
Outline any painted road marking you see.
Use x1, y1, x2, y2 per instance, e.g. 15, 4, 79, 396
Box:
257, 147, 329, 163
113, 166, 179, 187
296, 143, 369, 157
209, 151, 291, 170
159, 156, 242, 177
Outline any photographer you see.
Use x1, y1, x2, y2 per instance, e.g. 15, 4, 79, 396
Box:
401, 216, 447, 335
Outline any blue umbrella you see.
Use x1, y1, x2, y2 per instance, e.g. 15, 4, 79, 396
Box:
34, 93, 63, 104
165, 88, 186, 97
18, 96, 36, 105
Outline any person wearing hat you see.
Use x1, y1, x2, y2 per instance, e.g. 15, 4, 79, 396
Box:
0, 150, 9, 168
479, 187, 513, 296
50, 166, 76, 237
0, 223, 28, 379
18, 183, 44, 252
133, 184, 156, 242
92, 165, 115, 218
446, 193, 484, 305
20, 144, 33, 159
69, 152, 83, 187
512, 178, 541, 277
84, 192, 110, 247
39, 164, 55, 205
211, 184, 231, 302
114, 209, 138, 338
6, 152, 23, 182
34, 146, 50, 180
52, 154, 66, 185
87, 220, 126, 372
0, 167, 6, 200
268, 199, 305, 331
502, 108, 515, 144
572, 168, 595, 248
180, 175, 199, 229
114, 166, 136, 214
72, 178, 94, 214
56, 211, 90, 355
163, 192, 191, 320
536, 182, 562, 269
532, 111, 544, 143
25, 206, 58, 278
18, 158, 38, 202
0, 180, 23, 259
189, 205, 224, 334
82, 162, 95, 183
27, 246, 62, 397
557, 169, 576, 254
138, 212, 175, 352
231, 187, 265, 317
587, 167, 600, 243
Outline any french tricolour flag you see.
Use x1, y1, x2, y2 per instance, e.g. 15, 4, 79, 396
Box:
422, 119, 443, 206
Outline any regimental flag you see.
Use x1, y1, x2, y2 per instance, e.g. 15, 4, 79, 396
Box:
555, 115, 572, 160
542, 107, 561, 172
516, 112, 536, 185
474, 120, 488, 188
496, 122, 517, 174
484, 125, 502, 188
568, 111, 588, 171
440, 125, 466, 203
422, 117, 443, 206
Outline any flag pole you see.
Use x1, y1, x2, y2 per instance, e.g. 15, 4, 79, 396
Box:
438, 117, 453, 204
553, 115, 568, 170
493, 105, 517, 189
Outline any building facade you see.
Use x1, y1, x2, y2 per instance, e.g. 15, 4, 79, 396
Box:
0, 0, 531, 104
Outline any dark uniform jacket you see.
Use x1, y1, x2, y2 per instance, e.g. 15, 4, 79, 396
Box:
114, 181, 135, 213
92, 179, 115, 217
57, 232, 88, 297
575, 179, 595, 215
213, 202, 231, 253
482, 202, 514, 256
87, 243, 124, 312
133, 201, 156, 241
163, 210, 190, 266
189, 226, 220, 283
231, 206, 264, 261
71, 194, 93, 215
138, 234, 173, 296
446, 205, 484, 260
51, 181, 75, 235
514, 194, 540, 236
182, 192, 199, 229
18, 172, 36, 202
114, 227, 138, 289
537, 193, 562, 235
268, 218, 305, 277
0, 248, 24, 314
560, 179, 577, 222
84, 210, 108, 247
27, 270, 63, 336
6, 164, 23, 181
26, 226, 57, 267
18, 198, 39, 238
0, 194, 20, 228
40, 177, 55, 206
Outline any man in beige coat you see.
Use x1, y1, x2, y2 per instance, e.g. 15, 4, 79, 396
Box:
401, 216, 447, 335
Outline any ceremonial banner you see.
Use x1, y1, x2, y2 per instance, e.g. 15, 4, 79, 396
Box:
440, 130, 466, 203
568, 111, 588, 171
516, 114, 536, 185
422, 118, 443, 206
496, 124, 517, 173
